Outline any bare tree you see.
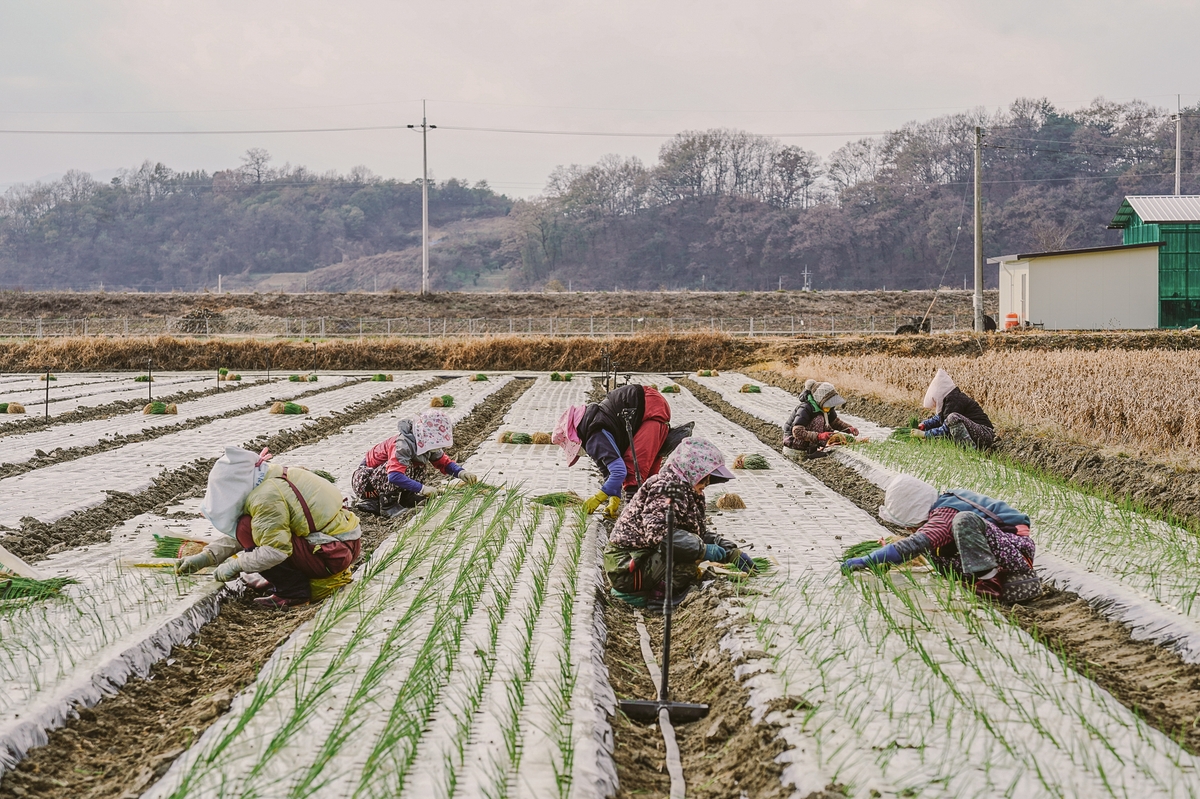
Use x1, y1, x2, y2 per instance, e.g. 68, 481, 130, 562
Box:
240, 148, 273, 184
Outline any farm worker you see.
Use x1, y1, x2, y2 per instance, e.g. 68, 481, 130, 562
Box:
350, 409, 478, 517
604, 437, 753, 607
911, 368, 994, 449
842, 475, 1041, 603
177, 446, 363, 608
781, 380, 860, 459
552, 384, 672, 518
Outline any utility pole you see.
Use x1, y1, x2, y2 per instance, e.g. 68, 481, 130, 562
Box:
1176, 95, 1183, 197
408, 101, 437, 295
973, 126, 985, 333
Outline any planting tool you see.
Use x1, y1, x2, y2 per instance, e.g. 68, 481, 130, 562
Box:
618, 499, 709, 725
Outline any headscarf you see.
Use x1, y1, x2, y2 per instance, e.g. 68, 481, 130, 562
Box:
878, 474, 939, 528
201, 446, 273, 536
663, 437, 736, 487
411, 410, 453, 455
923, 368, 956, 415
552, 405, 587, 466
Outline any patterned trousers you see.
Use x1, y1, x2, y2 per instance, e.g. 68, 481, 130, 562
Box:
945, 413, 995, 449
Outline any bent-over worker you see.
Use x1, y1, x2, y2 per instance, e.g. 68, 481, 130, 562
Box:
842, 475, 1041, 603
912, 368, 994, 449
351, 410, 478, 517
552, 383, 671, 518
604, 437, 753, 607
176, 446, 362, 608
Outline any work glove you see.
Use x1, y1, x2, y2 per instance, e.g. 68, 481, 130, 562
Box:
734, 550, 756, 572
604, 495, 622, 520
418, 484, 441, 498
175, 551, 214, 575
213, 557, 244, 583
582, 490, 609, 515
845, 426, 860, 436
457, 471, 480, 485
841, 543, 906, 574
704, 544, 728, 562
817, 432, 832, 444
910, 429, 926, 439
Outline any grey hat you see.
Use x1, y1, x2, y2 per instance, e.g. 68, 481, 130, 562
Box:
811, 382, 845, 409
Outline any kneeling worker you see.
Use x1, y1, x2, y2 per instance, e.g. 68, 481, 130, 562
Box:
176, 446, 363, 608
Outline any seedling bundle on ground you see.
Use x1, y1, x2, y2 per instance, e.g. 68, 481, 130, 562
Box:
0, 402, 24, 414
7, 364, 1200, 799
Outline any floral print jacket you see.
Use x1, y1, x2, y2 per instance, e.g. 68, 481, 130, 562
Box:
609, 472, 707, 550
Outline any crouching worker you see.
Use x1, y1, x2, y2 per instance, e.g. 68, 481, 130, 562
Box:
912, 368, 994, 449
604, 437, 753, 608
177, 446, 362, 608
842, 475, 1041, 603
781, 380, 860, 459
351, 410, 478, 517
552, 383, 672, 518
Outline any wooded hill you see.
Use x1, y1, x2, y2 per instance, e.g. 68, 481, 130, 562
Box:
2, 98, 1196, 292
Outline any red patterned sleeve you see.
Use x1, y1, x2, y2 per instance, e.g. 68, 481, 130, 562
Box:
919, 507, 958, 549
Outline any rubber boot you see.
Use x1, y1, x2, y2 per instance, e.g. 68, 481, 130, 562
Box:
253, 594, 308, 609
241, 572, 272, 591
952, 512, 997, 576
383, 502, 407, 519
353, 497, 381, 517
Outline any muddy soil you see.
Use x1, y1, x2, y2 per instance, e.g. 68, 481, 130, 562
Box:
0, 596, 318, 799
4, 289, 991, 321
749, 368, 1200, 538
2, 378, 442, 561
604, 585, 823, 799
0, 380, 257, 439
780, 448, 1200, 758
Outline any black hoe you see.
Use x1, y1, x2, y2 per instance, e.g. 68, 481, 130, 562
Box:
617, 499, 710, 724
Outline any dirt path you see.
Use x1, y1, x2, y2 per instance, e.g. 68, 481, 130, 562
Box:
680, 371, 1200, 757
0, 374, 536, 799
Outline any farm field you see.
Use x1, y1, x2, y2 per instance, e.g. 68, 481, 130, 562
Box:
4, 367, 1200, 798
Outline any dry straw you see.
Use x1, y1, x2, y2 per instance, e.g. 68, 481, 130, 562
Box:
143, 402, 178, 415
715, 493, 746, 510
270, 401, 309, 415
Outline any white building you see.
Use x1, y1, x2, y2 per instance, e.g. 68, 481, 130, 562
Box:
987, 242, 1161, 330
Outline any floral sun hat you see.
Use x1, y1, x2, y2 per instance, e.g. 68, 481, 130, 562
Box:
413, 409, 454, 455
664, 436, 736, 486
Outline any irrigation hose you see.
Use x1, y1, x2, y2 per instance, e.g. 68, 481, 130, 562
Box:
634, 611, 686, 799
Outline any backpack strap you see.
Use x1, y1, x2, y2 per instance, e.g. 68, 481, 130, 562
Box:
943, 490, 1013, 532
279, 466, 317, 535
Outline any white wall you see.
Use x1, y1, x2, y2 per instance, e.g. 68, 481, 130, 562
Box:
996, 247, 1159, 330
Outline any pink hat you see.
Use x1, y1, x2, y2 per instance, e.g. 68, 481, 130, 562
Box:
552, 406, 586, 466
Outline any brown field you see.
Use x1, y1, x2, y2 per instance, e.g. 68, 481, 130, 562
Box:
0, 288, 993, 320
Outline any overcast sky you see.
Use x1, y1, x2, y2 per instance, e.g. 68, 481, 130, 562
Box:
1, 0, 1196, 196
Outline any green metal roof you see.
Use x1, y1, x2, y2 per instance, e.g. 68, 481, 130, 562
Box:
1109, 195, 1200, 228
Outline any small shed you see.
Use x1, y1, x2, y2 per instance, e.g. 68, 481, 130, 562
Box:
1108, 196, 1200, 327
988, 243, 1161, 330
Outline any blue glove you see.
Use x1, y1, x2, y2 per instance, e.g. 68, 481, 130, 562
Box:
735, 551, 755, 572
704, 544, 727, 562
842, 543, 905, 573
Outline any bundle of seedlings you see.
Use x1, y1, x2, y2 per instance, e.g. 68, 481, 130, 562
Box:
430, 394, 455, 408
40, 374, 57, 381
371, 373, 395, 382
1, 402, 25, 414
660, 384, 681, 393
497, 431, 534, 444
152, 534, 209, 559
219, 372, 242, 381
840, 536, 927, 569
710, 492, 747, 510
0, 574, 78, 602
468, 373, 489, 382
531, 491, 584, 507
549, 371, 574, 382
532, 432, 552, 443
739, 383, 762, 393
732, 453, 770, 470
312, 469, 337, 484
696, 369, 720, 377
134, 374, 154, 382
289, 374, 319, 382
143, 401, 179, 415
270, 401, 310, 415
